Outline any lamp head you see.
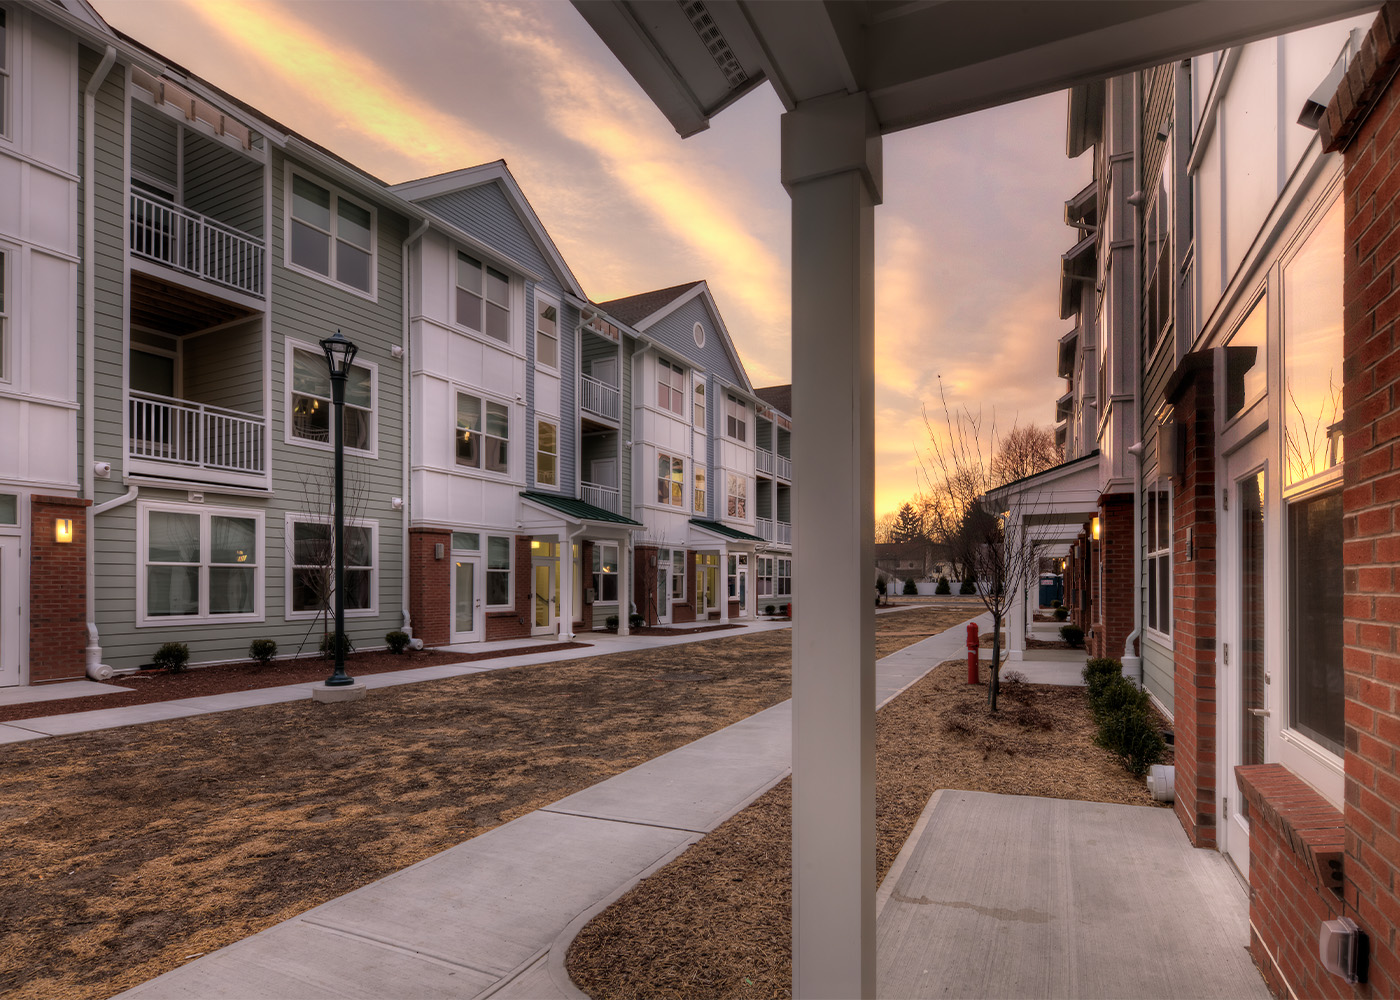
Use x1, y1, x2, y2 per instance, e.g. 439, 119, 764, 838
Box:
320, 330, 359, 378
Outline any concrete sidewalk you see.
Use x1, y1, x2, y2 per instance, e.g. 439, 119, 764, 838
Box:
118, 612, 988, 999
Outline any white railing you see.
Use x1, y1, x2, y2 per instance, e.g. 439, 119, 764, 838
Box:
756, 516, 773, 540
130, 191, 265, 296
581, 481, 620, 513
129, 391, 266, 475
776, 454, 793, 479
580, 373, 620, 421
777, 521, 792, 544
756, 447, 773, 474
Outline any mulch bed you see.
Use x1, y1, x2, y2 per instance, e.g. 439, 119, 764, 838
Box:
565, 659, 1163, 1000
0, 605, 977, 1000
626, 624, 744, 636
1027, 637, 1076, 650
0, 644, 587, 725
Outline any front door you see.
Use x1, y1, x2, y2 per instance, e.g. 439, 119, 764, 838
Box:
451, 555, 481, 643
532, 549, 558, 636
657, 551, 671, 625
0, 537, 20, 686
1220, 435, 1270, 878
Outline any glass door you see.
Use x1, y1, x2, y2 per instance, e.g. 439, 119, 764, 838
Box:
657, 550, 671, 624
532, 543, 558, 636
451, 555, 481, 643
0, 538, 18, 686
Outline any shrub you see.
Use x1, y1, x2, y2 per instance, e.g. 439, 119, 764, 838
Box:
958, 579, 976, 595
1052, 598, 1062, 608
319, 632, 353, 659
605, 615, 619, 631
1059, 624, 1084, 648
248, 639, 277, 664
1096, 706, 1166, 777
385, 630, 411, 654
1093, 674, 1151, 723
1001, 669, 1028, 685
902, 578, 918, 595
153, 641, 190, 674
629, 613, 646, 630
1053, 606, 1069, 621
935, 576, 951, 594
1082, 657, 1123, 704
765, 604, 776, 616
876, 577, 888, 596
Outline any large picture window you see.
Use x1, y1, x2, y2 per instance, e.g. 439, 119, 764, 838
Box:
290, 346, 373, 452
657, 453, 684, 507
536, 420, 558, 487
141, 504, 262, 623
289, 172, 374, 294
1288, 488, 1343, 755
658, 358, 684, 415
726, 472, 747, 519
1146, 488, 1171, 636
458, 252, 510, 342
456, 393, 510, 474
289, 517, 374, 617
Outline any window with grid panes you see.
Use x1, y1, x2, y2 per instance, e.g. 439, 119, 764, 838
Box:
289, 173, 374, 293
1146, 489, 1170, 636
536, 420, 557, 487
536, 300, 558, 369
457, 252, 510, 342
725, 395, 747, 441
657, 453, 684, 507
291, 347, 372, 451
657, 358, 684, 415
456, 393, 509, 474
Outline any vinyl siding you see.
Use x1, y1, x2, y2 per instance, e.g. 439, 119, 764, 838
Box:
419, 183, 553, 281
646, 297, 745, 387
183, 318, 263, 415
129, 101, 178, 191
183, 129, 264, 238
619, 337, 634, 515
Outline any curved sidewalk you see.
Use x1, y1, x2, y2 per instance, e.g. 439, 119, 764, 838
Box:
117, 612, 988, 999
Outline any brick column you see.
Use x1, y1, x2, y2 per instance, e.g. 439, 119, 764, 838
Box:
407, 528, 451, 647
671, 549, 697, 623
29, 495, 91, 683
634, 544, 659, 626
486, 535, 532, 641
1168, 355, 1218, 849
1091, 493, 1134, 660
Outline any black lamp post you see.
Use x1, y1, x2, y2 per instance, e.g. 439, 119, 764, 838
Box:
321, 329, 358, 687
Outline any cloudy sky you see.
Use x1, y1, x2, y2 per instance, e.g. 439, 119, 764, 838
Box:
93, 0, 1088, 516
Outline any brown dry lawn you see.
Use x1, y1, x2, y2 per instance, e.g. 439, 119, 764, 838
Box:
0, 604, 976, 1000
566, 657, 1163, 1000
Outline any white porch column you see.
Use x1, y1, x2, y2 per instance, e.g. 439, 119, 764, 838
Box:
1008, 522, 1027, 662
617, 533, 631, 636
718, 544, 730, 622
784, 91, 882, 1000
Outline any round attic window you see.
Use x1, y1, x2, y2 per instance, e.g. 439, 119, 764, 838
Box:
693, 322, 706, 348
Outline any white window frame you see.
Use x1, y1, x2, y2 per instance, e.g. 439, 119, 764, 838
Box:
137, 501, 265, 627
777, 557, 792, 597
0, 245, 9, 384
657, 451, 684, 508
0, 7, 10, 142
1145, 485, 1171, 641
757, 555, 774, 598
657, 357, 685, 415
284, 340, 378, 458
726, 472, 748, 519
485, 534, 513, 609
454, 249, 513, 346
726, 394, 748, 442
671, 548, 685, 601
593, 542, 620, 604
535, 293, 559, 371
454, 388, 512, 478
284, 168, 377, 299
694, 468, 707, 515
536, 418, 558, 488
285, 513, 379, 621
694, 377, 706, 429
693, 321, 705, 348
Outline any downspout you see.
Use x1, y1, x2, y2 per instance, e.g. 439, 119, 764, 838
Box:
83, 46, 118, 681
1123, 440, 1145, 685
399, 218, 430, 649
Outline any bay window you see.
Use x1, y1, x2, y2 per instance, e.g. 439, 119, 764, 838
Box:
456, 392, 510, 474
457, 252, 510, 343
141, 504, 262, 623
657, 453, 684, 507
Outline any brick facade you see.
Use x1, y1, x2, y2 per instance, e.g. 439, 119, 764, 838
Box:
407, 528, 452, 648
670, 549, 698, 623
28, 495, 90, 683
485, 535, 533, 641
1090, 493, 1134, 660
635, 544, 659, 626
577, 539, 594, 632
1169, 357, 1219, 850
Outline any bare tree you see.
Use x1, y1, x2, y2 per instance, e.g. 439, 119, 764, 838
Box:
991, 424, 1061, 486
874, 511, 899, 545
289, 457, 371, 656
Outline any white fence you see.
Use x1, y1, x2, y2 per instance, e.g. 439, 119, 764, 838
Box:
128, 391, 266, 475
580, 373, 621, 421
130, 191, 265, 296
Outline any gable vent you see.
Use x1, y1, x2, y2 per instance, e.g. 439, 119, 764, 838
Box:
679, 0, 748, 89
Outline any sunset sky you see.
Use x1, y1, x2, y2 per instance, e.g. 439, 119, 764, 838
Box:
93, 0, 1089, 516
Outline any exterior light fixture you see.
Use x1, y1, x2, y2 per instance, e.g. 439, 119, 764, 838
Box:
1091, 515, 1101, 540
54, 518, 74, 544
319, 329, 359, 688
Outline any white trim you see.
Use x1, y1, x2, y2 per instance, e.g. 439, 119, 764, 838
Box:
283, 512, 380, 621
484, 532, 513, 610
283, 339, 379, 459
534, 288, 560, 373
0, 243, 10, 384
136, 499, 265, 627
535, 416, 559, 489
0, 5, 13, 146
452, 246, 517, 350
453, 386, 514, 480
283, 165, 379, 300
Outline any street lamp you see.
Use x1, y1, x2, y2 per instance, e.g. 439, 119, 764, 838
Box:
321, 329, 358, 687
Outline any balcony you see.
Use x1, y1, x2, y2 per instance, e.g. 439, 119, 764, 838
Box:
776, 454, 793, 480
581, 480, 620, 513
757, 447, 774, 475
757, 516, 773, 539
128, 391, 266, 483
776, 520, 792, 545
580, 373, 621, 423
131, 191, 265, 297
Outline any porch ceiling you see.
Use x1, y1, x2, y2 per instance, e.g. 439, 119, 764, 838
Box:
130, 271, 258, 336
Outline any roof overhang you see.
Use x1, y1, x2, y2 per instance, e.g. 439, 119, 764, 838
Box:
1059, 230, 1098, 320
1066, 80, 1105, 157
1057, 327, 1079, 379
1064, 179, 1098, 229
689, 518, 764, 543
519, 491, 642, 528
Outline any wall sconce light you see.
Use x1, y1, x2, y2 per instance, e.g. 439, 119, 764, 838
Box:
1091, 515, 1101, 541
390, 497, 404, 510
55, 518, 74, 544
391, 345, 405, 359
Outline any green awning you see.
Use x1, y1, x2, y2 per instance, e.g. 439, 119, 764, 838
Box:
520, 491, 642, 526
690, 518, 764, 542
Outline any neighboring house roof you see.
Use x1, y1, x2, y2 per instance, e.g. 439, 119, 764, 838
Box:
985, 449, 1101, 502
597, 280, 754, 393
519, 491, 642, 527
754, 384, 792, 417
596, 281, 704, 326
689, 518, 764, 542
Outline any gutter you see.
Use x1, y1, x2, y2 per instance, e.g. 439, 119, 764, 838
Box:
82, 45, 118, 681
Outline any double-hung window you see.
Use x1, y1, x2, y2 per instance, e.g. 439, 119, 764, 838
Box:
657, 452, 684, 507
694, 380, 706, 428
536, 420, 558, 487
0, 248, 7, 381
0, 10, 9, 139
289, 173, 374, 294
671, 549, 685, 600
777, 557, 792, 597
456, 392, 509, 474
1145, 489, 1171, 636
290, 517, 375, 616
458, 253, 510, 343
757, 556, 774, 597
1143, 118, 1172, 352
658, 358, 684, 415
726, 395, 747, 441
726, 472, 747, 518
593, 543, 619, 602
536, 299, 558, 369
694, 469, 707, 514
290, 345, 373, 452
486, 535, 512, 606
142, 504, 263, 623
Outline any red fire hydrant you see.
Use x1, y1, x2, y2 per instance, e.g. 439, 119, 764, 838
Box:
967, 622, 980, 684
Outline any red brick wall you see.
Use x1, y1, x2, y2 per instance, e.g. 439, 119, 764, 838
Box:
1090, 494, 1134, 660
29, 495, 90, 683
486, 535, 531, 640
407, 528, 451, 647
1170, 360, 1219, 849
635, 545, 659, 626
671, 549, 697, 623
578, 540, 594, 632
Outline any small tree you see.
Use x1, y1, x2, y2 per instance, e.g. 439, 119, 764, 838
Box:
889, 502, 925, 543
290, 457, 371, 656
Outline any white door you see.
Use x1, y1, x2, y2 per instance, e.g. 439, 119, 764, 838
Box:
591, 358, 618, 388
657, 552, 671, 624
1220, 435, 1270, 878
0, 538, 20, 686
532, 557, 558, 636
591, 459, 617, 489
451, 555, 482, 643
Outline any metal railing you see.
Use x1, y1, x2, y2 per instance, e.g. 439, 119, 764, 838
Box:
581, 481, 620, 513
128, 391, 266, 475
130, 191, 265, 296
756, 516, 773, 540
580, 373, 621, 421
776, 454, 793, 480
777, 521, 792, 544
756, 448, 773, 474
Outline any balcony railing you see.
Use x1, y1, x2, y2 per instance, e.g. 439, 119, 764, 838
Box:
130, 191, 265, 296
580, 373, 621, 422
756, 448, 773, 474
756, 516, 773, 540
128, 391, 266, 475
776, 455, 793, 480
777, 521, 792, 544
581, 480, 620, 513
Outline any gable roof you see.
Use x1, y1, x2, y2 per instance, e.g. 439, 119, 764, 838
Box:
596, 280, 703, 326
597, 279, 753, 393
519, 491, 641, 527
754, 384, 792, 417
690, 518, 764, 542
391, 162, 586, 299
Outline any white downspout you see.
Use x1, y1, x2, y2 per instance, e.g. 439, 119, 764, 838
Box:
398, 219, 430, 647
83, 46, 118, 681
1123, 440, 1145, 685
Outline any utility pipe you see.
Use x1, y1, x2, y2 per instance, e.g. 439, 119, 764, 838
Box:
399, 218, 430, 645
82, 46, 118, 681
1123, 440, 1145, 685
